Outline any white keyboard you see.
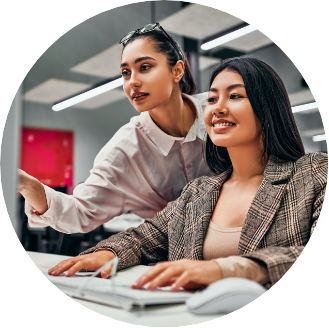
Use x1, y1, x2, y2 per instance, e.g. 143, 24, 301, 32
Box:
46, 274, 193, 310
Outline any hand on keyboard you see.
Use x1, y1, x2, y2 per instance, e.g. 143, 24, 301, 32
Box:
48, 250, 116, 278
132, 259, 222, 292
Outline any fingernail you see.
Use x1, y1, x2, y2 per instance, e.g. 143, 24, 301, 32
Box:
52, 270, 57, 275
65, 271, 71, 276
103, 271, 109, 278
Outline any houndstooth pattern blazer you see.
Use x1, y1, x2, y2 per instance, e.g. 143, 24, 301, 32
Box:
81, 152, 327, 288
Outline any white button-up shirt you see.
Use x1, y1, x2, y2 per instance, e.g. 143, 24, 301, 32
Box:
26, 93, 213, 233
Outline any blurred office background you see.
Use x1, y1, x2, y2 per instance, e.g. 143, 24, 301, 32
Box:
1, 1, 326, 256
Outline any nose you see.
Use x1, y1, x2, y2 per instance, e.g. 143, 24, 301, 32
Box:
212, 102, 228, 116
129, 71, 142, 89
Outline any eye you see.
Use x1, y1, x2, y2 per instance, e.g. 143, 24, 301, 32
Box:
230, 93, 243, 99
207, 97, 217, 103
140, 64, 151, 71
121, 69, 130, 77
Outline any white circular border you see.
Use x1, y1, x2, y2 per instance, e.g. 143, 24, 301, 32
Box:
1, 1, 328, 327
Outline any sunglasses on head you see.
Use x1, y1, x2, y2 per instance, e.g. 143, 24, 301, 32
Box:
119, 23, 183, 60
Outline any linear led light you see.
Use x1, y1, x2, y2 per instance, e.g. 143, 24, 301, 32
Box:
291, 102, 317, 113
201, 25, 257, 51
52, 77, 124, 111
312, 134, 326, 142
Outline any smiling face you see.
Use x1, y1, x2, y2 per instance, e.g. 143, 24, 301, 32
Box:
204, 69, 263, 150
121, 38, 180, 113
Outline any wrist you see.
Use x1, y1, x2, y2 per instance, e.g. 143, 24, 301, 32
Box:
97, 249, 116, 261
210, 260, 223, 281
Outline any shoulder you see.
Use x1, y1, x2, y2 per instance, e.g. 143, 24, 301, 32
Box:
295, 152, 328, 172
294, 152, 327, 189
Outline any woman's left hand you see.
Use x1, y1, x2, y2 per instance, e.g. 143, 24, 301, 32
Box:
132, 259, 222, 291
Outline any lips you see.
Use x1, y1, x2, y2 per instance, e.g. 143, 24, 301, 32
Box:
212, 119, 235, 127
212, 118, 235, 132
132, 92, 150, 101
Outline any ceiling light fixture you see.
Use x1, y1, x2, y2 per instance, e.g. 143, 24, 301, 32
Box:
200, 25, 257, 51
291, 102, 317, 113
312, 134, 326, 142
52, 77, 124, 111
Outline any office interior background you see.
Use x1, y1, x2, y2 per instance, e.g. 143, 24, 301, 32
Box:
1, 1, 326, 256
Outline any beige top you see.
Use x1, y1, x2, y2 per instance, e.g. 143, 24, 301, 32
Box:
203, 220, 270, 285
203, 221, 242, 259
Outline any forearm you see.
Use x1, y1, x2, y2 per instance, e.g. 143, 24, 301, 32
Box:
213, 256, 270, 286
241, 245, 304, 287
80, 214, 170, 270
19, 171, 48, 214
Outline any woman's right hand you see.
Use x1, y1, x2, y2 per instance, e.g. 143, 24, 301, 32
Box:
48, 250, 117, 279
17, 169, 48, 214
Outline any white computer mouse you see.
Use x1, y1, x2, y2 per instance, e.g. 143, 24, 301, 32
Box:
186, 277, 267, 315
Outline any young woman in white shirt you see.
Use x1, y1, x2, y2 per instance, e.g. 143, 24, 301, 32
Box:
18, 23, 212, 234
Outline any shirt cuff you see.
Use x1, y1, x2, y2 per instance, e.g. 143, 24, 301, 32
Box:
212, 256, 270, 285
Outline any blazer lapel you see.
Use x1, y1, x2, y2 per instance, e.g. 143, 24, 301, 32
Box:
184, 168, 232, 260
238, 156, 295, 254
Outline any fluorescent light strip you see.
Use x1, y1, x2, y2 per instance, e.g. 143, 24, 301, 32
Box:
201, 25, 257, 51
52, 77, 124, 111
312, 134, 326, 142
291, 102, 317, 113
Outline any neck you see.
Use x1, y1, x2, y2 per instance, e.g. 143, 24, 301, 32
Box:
227, 142, 267, 182
148, 87, 196, 138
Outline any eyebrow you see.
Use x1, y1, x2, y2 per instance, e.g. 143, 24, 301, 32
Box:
209, 84, 245, 93
120, 56, 156, 68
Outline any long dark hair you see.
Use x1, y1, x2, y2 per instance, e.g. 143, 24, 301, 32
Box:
205, 56, 305, 174
122, 30, 197, 95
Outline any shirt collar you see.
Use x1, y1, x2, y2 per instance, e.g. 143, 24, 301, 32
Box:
138, 93, 206, 157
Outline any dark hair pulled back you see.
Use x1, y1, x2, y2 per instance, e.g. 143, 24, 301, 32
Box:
122, 30, 197, 95
205, 56, 305, 174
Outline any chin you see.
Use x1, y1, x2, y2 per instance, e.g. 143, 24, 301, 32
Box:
210, 136, 232, 147
130, 101, 151, 113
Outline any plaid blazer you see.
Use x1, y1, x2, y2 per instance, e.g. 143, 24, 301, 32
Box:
81, 152, 327, 288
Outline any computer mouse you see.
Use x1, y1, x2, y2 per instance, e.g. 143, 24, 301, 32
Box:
186, 277, 267, 315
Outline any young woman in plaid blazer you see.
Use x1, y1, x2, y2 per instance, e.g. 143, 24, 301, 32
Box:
49, 57, 327, 290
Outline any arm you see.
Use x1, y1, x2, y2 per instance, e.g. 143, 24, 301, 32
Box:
79, 200, 175, 270
21, 125, 159, 233
22, 154, 127, 233
49, 195, 182, 276
212, 256, 270, 285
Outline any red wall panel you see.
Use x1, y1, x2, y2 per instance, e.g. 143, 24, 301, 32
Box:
20, 127, 74, 188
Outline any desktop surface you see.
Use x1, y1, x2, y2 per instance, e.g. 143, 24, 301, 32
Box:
27, 251, 223, 326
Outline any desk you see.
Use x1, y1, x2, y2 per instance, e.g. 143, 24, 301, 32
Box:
27, 251, 222, 326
